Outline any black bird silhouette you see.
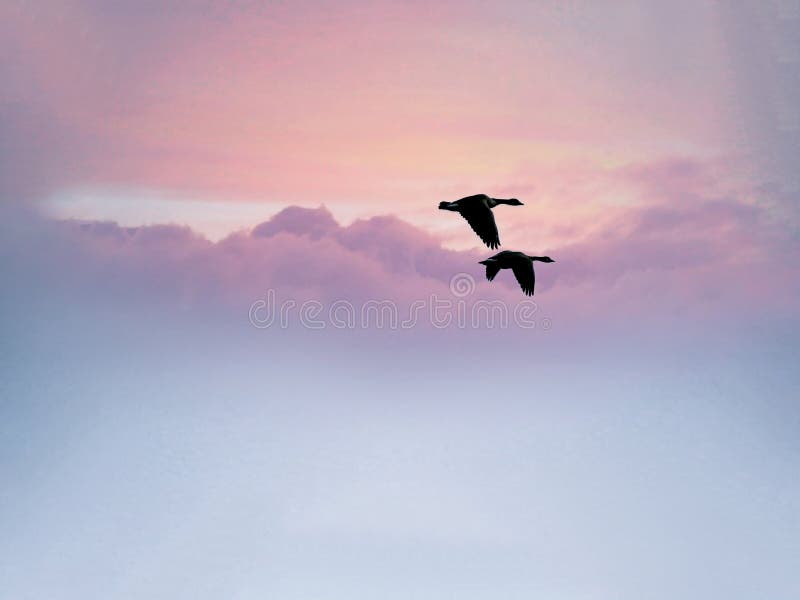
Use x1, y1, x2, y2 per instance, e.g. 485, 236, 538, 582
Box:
479, 251, 555, 296
438, 194, 523, 249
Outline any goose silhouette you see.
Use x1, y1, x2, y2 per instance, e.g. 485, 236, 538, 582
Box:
479, 251, 554, 296
438, 194, 523, 249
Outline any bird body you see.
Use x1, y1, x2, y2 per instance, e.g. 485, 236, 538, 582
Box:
479, 251, 554, 296
438, 194, 523, 249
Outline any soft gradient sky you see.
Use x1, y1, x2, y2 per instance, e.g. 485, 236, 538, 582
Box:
2, 2, 799, 599
4, 1, 796, 239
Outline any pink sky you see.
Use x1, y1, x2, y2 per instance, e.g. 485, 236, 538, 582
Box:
6, 3, 787, 223
1, 0, 798, 317
2, 7, 800, 598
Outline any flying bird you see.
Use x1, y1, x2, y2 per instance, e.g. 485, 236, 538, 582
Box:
438, 194, 523, 249
479, 251, 554, 296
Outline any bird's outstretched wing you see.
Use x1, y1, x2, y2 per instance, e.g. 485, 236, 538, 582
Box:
511, 259, 536, 296
460, 205, 500, 249
484, 261, 501, 281
456, 194, 490, 203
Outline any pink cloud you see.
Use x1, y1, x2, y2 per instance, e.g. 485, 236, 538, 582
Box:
2, 182, 797, 338
1, 0, 748, 209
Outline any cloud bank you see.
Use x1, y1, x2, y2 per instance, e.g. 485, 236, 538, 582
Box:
3, 177, 797, 341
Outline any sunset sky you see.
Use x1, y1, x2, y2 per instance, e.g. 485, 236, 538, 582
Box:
2, 2, 799, 599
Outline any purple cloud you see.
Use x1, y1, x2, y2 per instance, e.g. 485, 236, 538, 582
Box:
2, 185, 796, 335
